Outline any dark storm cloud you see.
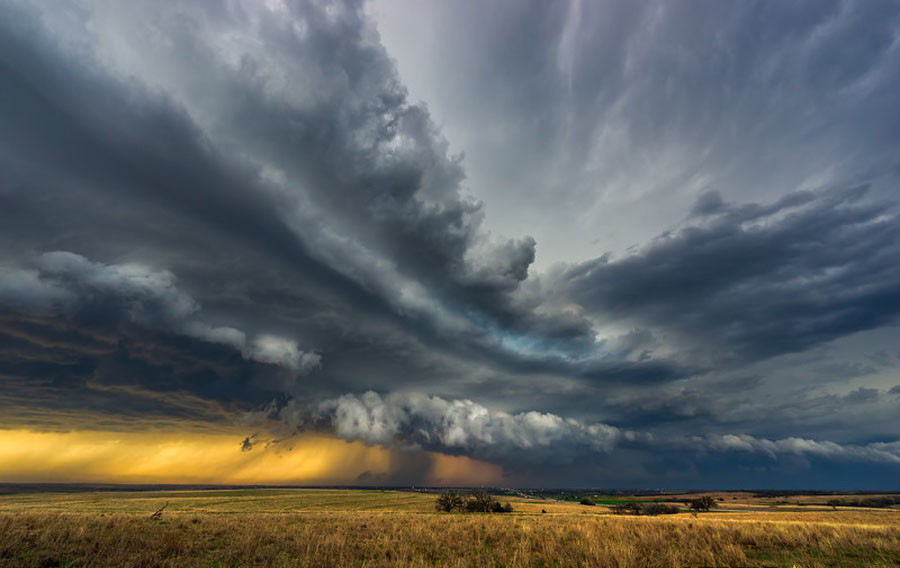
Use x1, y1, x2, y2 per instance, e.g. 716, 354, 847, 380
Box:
0, 0, 898, 485
0, 0, 597, 366
601, 374, 900, 443
57, 0, 544, 328
0, 0, 599, 435
0, 252, 321, 374
0, 310, 265, 431
562, 186, 900, 363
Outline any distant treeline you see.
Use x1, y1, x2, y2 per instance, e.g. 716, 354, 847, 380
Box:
752, 490, 900, 498
827, 496, 900, 509
610, 503, 681, 516
525, 489, 672, 498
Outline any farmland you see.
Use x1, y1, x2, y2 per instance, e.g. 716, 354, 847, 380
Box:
0, 488, 897, 567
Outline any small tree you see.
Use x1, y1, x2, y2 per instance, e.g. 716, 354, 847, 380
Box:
579, 498, 595, 506
465, 491, 497, 513
690, 496, 716, 512
435, 491, 465, 512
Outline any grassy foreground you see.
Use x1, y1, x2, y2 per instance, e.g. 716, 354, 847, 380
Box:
0, 489, 898, 567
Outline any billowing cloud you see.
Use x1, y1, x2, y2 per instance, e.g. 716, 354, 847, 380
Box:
281, 391, 620, 461
245, 335, 321, 375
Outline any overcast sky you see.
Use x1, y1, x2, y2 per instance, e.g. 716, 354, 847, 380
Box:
1, 0, 899, 488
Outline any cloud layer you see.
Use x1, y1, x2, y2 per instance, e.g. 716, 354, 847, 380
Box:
0, 0, 898, 487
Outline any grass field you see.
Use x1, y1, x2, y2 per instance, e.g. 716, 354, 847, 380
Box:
0, 488, 897, 567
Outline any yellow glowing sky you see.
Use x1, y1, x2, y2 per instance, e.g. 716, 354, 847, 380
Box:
0, 429, 502, 486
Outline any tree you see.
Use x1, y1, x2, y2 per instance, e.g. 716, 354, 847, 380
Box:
435, 491, 465, 512
465, 491, 497, 513
626, 502, 643, 515
435, 490, 512, 513
690, 496, 717, 512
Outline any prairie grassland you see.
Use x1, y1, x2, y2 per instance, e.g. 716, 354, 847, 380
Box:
0, 489, 897, 568
0, 489, 438, 515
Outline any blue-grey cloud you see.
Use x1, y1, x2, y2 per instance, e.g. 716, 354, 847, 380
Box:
561, 186, 900, 363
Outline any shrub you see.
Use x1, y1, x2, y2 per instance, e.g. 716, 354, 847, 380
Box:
611, 502, 679, 515
640, 503, 680, 516
579, 498, 595, 506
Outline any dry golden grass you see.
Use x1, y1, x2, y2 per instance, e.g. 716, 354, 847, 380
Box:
0, 489, 438, 515
0, 489, 897, 567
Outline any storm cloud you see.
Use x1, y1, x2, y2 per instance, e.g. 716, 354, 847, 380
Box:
0, 0, 899, 487
0, 251, 320, 374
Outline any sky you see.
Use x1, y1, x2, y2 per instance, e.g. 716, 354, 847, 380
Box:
0, 0, 899, 489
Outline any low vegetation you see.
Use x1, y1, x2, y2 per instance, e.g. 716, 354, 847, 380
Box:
610, 502, 680, 516
827, 496, 900, 509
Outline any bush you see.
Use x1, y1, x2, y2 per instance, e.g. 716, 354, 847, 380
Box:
487, 500, 514, 513
610, 502, 679, 515
640, 503, 680, 516
435, 491, 512, 513
579, 498, 595, 506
